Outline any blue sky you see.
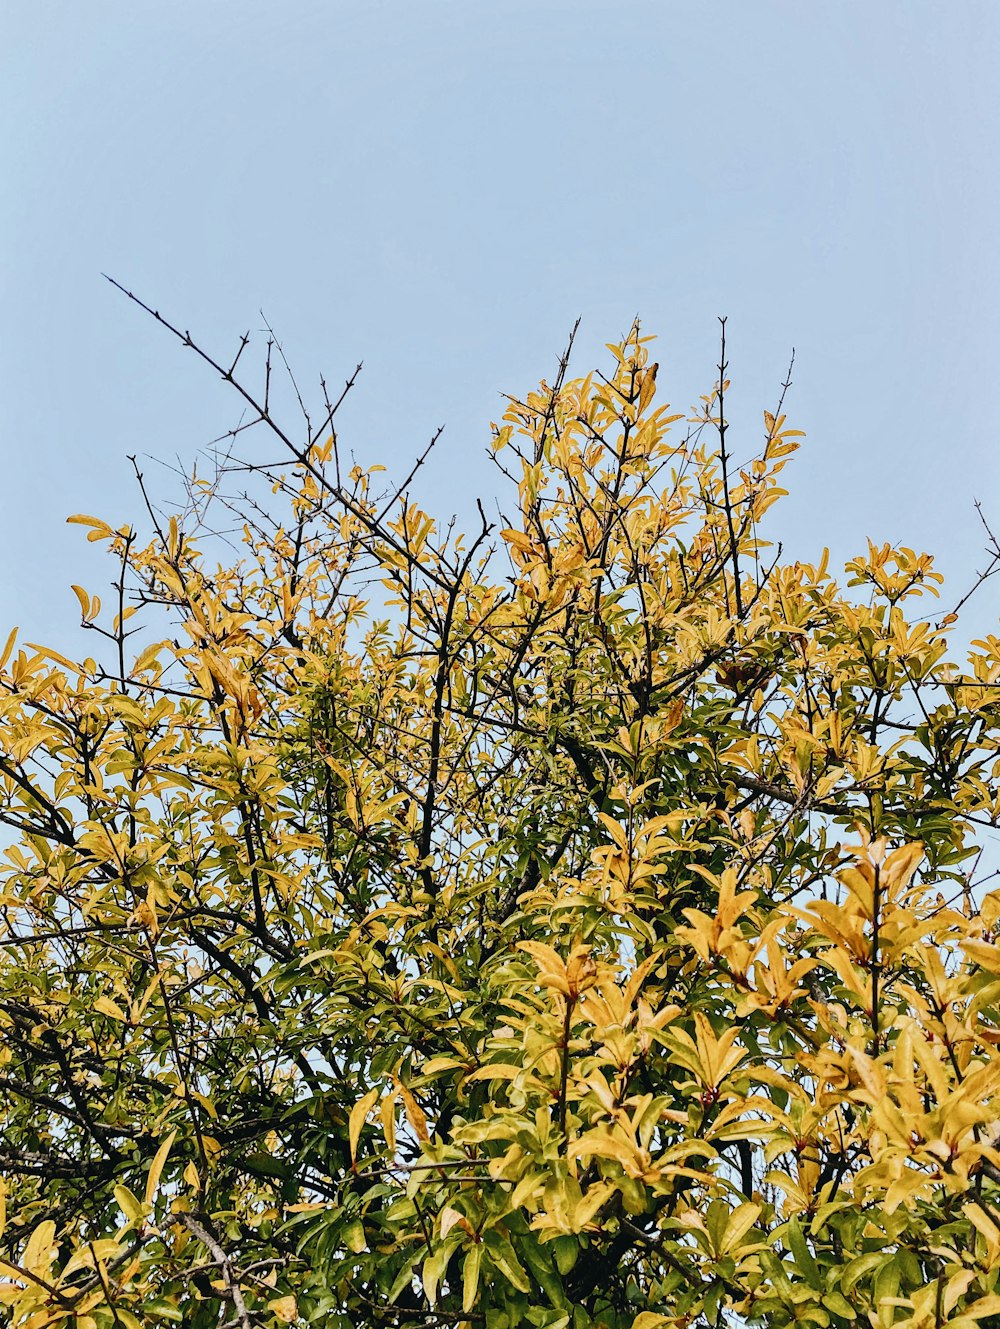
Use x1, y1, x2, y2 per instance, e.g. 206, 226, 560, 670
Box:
2, 1, 998, 647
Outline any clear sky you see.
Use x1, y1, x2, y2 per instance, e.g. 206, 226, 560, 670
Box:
2, 1, 998, 648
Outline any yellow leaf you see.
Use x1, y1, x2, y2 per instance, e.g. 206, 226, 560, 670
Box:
693, 1011, 746, 1088
721, 1202, 761, 1251
71, 585, 91, 619
571, 1181, 616, 1230
662, 695, 685, 735
884, 1168, 930, 1213
133, 640, 167, 674
964, 1201, 1000, 1249
440, 1206, 471, 1241
131, 897, 159, 939
67, 513, 115, 541
880, 841, 924, 892
380, 1087, 398, 1155
565, 945, 598, 998
637, 362, 658, 413
501, 528, 536, 553
963, 1294, 1000, 1320
25, 642, 79, 672
393, 1075, 430, 1143
94, 995, 129, 1023
465, 1063, 524, 1082
201, 1135, 222, 1166
267, 1294, 298, 1323
349, 1087, 379, 1165
144, 1129, 177, 1206
61, 1239, 123, 1278
568, 1130, 639, 1169
23, 1219, 56, 1275
113, 1184, 145, 1224
0, 627, 18, 672
518, 940, 570, 995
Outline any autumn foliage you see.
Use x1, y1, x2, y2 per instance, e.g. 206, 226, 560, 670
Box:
3, 312, 1000, 1329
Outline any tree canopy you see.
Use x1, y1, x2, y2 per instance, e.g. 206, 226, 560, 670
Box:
2, 311, 1000, 1329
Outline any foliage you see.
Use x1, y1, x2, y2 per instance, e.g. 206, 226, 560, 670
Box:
3, 309, 1000, 1329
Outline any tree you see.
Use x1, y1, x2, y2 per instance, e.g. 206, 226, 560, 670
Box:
2, 301, 1000, 1329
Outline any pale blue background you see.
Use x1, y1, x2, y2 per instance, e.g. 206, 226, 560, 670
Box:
2, 1, 998, 647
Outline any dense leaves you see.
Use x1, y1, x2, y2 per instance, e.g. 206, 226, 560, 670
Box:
3, 317, 1000, 1328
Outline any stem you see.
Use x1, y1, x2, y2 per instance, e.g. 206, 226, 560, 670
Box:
870, 860, 881, 1050
557, 994, 575, 1146
716, 317, 743, 619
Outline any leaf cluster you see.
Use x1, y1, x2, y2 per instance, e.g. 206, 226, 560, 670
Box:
2, 317, 1000, 1328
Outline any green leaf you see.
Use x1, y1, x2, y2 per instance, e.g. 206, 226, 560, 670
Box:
822, 1289, 857, 1320
243, 1151, 294, 1180
387, 1251, 422, 1305
463, 1244, 484, 1313
553, 1236, 577, 1276
785, 1217, 822, 1290
484, 1230, 531, 1294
